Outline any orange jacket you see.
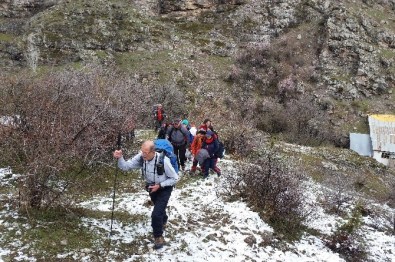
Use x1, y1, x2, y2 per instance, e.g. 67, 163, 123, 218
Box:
191, 135, 204, 156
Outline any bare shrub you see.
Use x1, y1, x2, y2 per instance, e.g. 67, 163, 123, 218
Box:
229, 145, 310, 240
321, 171, 355, 215
254, 96, 340, 147
387, 176, 395, 208
325, 204, 367, 261
277, 75, 302, 103
148, 84, 187, 121
256, 98, 289, 134
220, 123, 268, 158
0, 65, 157, 209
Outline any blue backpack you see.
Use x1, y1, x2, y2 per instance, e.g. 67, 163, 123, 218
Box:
154, 139, 179, 173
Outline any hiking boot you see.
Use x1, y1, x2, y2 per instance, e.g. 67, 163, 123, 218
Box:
181, 165, 185, 171
154, 236, 165, 249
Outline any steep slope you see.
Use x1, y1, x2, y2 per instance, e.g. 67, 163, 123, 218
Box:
0, 0, 394, 146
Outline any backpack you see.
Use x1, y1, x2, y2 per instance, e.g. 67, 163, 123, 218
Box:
139, 139, 179, 174
215, 140, 225, 159
168, 127, 190, 145
196, 148, 210, 166
154, 139, 179, 173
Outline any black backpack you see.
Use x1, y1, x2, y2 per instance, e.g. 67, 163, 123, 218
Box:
215, 140, 225, 158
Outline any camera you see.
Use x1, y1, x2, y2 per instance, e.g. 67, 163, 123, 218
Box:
156, 162, 164, 175
145, 182, 155, 193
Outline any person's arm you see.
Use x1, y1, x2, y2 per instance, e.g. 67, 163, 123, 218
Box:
166, 126, 173, 140
160, 157, 178, 187
181, 126, 191, 145
117, 152, 143, 171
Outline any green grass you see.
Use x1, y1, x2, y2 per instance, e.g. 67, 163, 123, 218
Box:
177, 21, 214, 34
0, 33, 14, 42
0, 208, 96, 259
351, 100, 371, 114
114, 50, 178, 81
0, 204, 150, 260
345, 0, 395, 31
379, 48, 395, 59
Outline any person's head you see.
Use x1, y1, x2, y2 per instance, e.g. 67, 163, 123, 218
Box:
157, 104, 162, 108
182, 119, 189, 126
141, 140, 155, 161
203, 118, 211, 126
173, 119, 181, 128
205, 130, 214, 140
197, 128, 206, 136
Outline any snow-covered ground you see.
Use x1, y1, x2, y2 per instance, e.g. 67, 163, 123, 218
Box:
1, 158, 394, 261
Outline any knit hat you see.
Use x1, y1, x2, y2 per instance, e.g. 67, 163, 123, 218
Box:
198, 129, 206, 135
182, 119, 189, 126
206, 130, 214, 137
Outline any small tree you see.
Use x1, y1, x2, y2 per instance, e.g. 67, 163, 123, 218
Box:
325, 204, 367, 261
0, 65, 152, 209
228, 141, 311, 240
322, 171, 354, 215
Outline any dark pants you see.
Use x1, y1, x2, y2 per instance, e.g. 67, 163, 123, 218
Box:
203, 158, 215, 178
150, 186, 173, 237
191, 159, 204, 173
173, 143, 187, 168
154, 119, 163, 131
125, 129, 135, 142
213, 158, 221, 175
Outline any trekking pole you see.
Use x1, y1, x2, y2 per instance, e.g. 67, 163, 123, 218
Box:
109, 132, 122, 238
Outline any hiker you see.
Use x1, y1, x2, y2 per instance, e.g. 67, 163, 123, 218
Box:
113, 140, 178, 250
181, 119, 190, 130
199, 118, 212, 132
167, 119, 190, 171
153, 104, 166, 131
190, 128, 206, 175
201, 130, 221, 178
123, 116, 136, 142
157, 122, 170, 139
189, 122, 197, 138
181, 119, 194, 161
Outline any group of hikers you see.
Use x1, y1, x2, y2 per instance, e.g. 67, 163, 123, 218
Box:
113, 104, 224, 250
153, 104, 223, 178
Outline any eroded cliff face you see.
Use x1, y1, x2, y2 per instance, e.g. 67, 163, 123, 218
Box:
1, 0, 394, 142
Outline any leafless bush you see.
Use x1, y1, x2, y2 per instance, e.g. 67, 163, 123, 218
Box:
254, 96, 339, 147
0, 65, 157, 209
256, 98, 289, 134
321, 172, 355, 215
388, 177, 395, 208
227, 147, 310, 240
325, 205, 367, 261
148, 84, 187, 121
220, 123, 268, 158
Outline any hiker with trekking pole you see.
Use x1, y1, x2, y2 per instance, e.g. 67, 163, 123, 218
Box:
113, 140, 178, 250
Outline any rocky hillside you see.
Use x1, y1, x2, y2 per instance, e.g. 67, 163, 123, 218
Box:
1, 0, 395, 144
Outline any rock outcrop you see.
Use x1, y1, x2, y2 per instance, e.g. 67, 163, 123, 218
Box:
0, 0, 394, 145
